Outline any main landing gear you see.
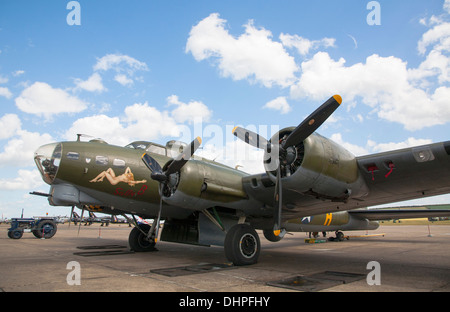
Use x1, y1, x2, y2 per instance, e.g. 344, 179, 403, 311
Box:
126, 215, 262, 266
224, 224, 261, 266
128, 223, 158, 252
127, 214, 159, 252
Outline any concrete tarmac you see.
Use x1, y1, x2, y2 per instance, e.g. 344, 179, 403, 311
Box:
0, 223, 449, 292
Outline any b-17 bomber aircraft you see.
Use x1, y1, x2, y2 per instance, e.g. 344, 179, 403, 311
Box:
33, 95, 450, 265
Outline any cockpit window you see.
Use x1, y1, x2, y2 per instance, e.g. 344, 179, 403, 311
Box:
125, 141, 151, 150
34, 143, 62, 185
125, 141, 167, 156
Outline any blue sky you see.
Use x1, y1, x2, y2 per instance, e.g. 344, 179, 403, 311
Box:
1, 0, 450, 218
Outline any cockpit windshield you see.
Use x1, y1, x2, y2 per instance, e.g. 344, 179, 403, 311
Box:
125, 141, 151, 150
125, 141, 167, 156
34, 143, 62, 185
124, 140, 190, 157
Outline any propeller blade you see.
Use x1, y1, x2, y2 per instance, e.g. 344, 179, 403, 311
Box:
232, 126, 270, 150
141, 153, 167, 182
164, 136, 202, 176
273, 165, 282, 231
232, 95, 342, 233
141, 153, 163, 174
283, 95, 341, 148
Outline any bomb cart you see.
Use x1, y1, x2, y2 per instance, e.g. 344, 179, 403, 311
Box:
7, 217, 57, 239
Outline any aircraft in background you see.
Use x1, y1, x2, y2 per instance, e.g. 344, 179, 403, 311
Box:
32, 95, 450, 265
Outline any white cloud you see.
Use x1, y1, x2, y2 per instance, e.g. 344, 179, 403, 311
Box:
15, 82, 88, 120
12, 70, 25, 77
197, 140, 265, 174
186, 13, 298, 88
123, 102, 183, 140
331, 133, 433, 157
91, 53, 148, 87
65, 114, 125, 144
94, 53, 148, 74
417, 22, 450, 55
330, 133, 369, 156
0, 86, 12, 99
184, 5, 450, 132
64, 99, 207, 146
280, 33, 335, 55
367, 137, 433, 153
445, 0, 450, 14
291, 51, 450, 131
114, 74, 133, 86
74, 72, 106, 92
0, 115, 53, 167
263, 96, 291, 114
0, 169, 44, 190
167, 95, 212, 124
0, 114, 22, 140
0, 75, 12, 98
73, 53, 147, 92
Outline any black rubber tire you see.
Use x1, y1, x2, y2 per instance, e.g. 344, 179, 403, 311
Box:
128, 224, 156, 252
336, 231, 345, 241
9, 230, 23, 239
224, 224, 260, 266
34, 220, 57, 239
263, 229, 285, 242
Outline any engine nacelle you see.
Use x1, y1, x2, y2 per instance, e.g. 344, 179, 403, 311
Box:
161, 159, 248, 210
264, 129, 368, 201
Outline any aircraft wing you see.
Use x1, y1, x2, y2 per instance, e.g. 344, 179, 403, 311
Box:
355, 141, 450, 208
243, 140, 450, 221
349, 208, 450, 221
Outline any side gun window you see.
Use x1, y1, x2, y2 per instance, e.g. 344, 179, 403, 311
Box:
96, 156, 109, 166
67, 152, 80, 160
113, 158, 126, 168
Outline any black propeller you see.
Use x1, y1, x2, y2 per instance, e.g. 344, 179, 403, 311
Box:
232, 95, 342, 232
140, 136, 202, 241
142, 137, 202, 182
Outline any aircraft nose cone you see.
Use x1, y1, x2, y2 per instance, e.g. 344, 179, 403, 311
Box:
34, 143, 62, 185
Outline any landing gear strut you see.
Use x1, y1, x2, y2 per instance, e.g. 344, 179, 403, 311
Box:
224, 224, 260, 266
